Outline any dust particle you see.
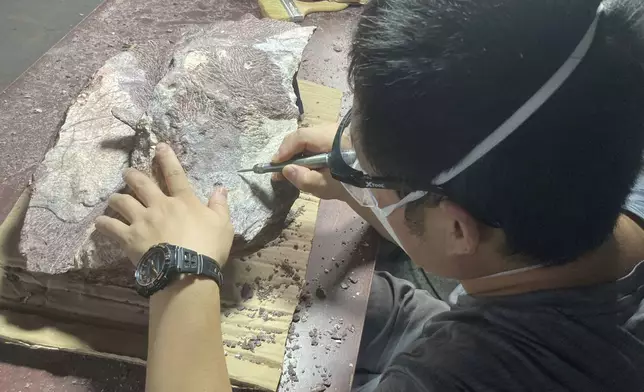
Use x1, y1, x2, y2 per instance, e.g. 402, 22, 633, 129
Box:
315, 287, 327, 299
288, 362, 297, 377
241, 283, 254, 300
280, 259, 296, 276
223, 340, 237, 348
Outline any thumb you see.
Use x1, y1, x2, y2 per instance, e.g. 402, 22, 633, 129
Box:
282, 165, 328, 195
208, 186, 231, 217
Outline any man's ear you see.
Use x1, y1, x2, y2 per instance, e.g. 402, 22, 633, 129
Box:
438, 200, 480, 256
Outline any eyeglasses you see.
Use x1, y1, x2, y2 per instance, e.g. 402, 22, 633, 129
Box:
328, 108, 446, 217
328, 108, 502, 227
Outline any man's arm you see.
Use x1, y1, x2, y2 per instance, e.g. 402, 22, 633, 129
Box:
147, 276, 231, 392
95, 143, 235, 392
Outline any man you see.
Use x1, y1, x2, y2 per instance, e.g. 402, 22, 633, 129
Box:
96, 0, 644, 391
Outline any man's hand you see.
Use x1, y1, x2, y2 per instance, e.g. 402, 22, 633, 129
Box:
95, 143, 234, 266
273, 123, 348, 201
275, 123, 397, 243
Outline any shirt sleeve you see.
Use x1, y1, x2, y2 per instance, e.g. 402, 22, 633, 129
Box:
373, 370, 430, 392
373, 369, 462, 392
625, 169, 644, 220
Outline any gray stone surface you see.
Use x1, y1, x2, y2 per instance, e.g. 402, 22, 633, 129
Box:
20, 45, 169, 280
132, 16, 313, 252
20, 16, 314, 282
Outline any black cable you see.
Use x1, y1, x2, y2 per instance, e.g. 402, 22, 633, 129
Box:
420, 267, 442, 301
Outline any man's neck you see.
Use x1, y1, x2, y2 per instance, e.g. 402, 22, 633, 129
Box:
461, 215, 644, 296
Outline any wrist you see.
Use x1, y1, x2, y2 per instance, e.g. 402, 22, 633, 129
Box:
150, 274, 220, 306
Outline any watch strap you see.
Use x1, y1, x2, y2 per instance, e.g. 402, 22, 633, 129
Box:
174, 246, 224, 287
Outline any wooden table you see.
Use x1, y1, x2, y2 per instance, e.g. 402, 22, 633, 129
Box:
0, 1, 376, 391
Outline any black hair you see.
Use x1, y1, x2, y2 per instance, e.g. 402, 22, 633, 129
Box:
349, 0, 644, 264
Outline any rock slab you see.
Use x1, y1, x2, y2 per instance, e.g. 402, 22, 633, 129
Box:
20, 16, 315, 284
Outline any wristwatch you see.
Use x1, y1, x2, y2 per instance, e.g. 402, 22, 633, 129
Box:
134, 243, 223, 298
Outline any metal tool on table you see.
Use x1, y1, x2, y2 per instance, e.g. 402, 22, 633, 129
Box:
258, 0, 350, 22
238, 150, 357, 174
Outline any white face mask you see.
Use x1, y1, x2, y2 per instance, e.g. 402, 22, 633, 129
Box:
369, 204, 407, 251
369, 190, 429, 253
341, 160, 427, 251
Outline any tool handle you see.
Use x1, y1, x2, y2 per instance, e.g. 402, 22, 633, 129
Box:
254, 153, 330, 174
295, 1, 349, 16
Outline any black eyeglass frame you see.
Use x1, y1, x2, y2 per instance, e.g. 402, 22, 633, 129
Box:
328, 107, 446, 196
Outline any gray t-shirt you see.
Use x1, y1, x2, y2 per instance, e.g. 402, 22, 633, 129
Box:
354, 174, 644, 392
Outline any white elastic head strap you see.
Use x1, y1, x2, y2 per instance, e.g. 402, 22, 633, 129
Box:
432, 7, 603, 186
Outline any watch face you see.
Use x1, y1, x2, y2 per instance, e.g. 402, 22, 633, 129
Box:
135, 247, 167, 287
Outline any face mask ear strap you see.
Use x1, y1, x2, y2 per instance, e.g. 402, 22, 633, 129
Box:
380, 191, 428, 217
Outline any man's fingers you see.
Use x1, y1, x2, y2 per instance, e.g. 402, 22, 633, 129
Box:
272, 172, 286, 182
107, 193, 145, 223
154, 143, 194, 199
282, 165, 328, 195
124, 169, 165, 207
208, 187, 231, 218
95, 216, 129, 244
273, 127, 334, 163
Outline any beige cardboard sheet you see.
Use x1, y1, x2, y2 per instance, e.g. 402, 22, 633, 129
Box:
0, 80, 342, 391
